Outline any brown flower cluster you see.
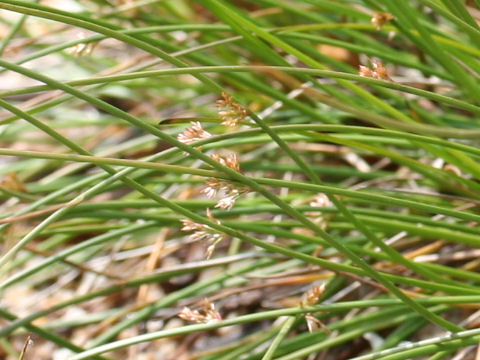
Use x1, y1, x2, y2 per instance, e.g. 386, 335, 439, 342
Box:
301, 284, 330, 334
302, 283, 326, 307
216, 92, 247, 127
177, 121, 212, 144
371, 12, 394, 30
177, 96, 249, 258
202, 153, 249, 211
359, 59, 393, 81
178, 298, 222, 324
180, 209, 225, 259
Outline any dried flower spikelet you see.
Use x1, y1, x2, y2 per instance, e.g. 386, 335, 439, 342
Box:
202, 178, 223, 199
205, 244, 217, 260
202, 153, 248, 211
305, 313, 331, 334
358, 59, 393, 82
204, 232, 225, 259
210, 153, 241, 172
371, 59, 392, 81
215, 193, 239, 211
359, 65, 375, 78
180, 210, 226, 258
201, 298, 222, 321
310, 194, 331, 208
301, 284, 330, 334
305, 313, 320, 333
178, 307, 197, 322
224, 153, 241, 172
180, 218, 222, 243
178, 298, 222, 323
371, 12, 394, 30
208, 184, 247, 210
217, 92, 247, 127
69, 32, 98, 57
302, 283, 326, 307
180, 219, 205, 232
177, 121, 212, 144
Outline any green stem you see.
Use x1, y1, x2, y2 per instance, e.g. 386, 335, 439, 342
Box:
261, 316, 298, 360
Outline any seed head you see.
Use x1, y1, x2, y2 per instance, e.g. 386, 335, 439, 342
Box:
359, 65, 375, 78
180, 209, 226, 258
178, 298, 222, 323
202, 178, 223, 199
180, 219, 205, 232
216, 92, 247, 127
371, 12, 394, 30
359, 59, 393, 81
215, 194, 238, 211
371, 59, 392, 81
202, 153, 248, 211
177, 121, 212, 144
302, 283, 326, 307
210, 153, 241, 172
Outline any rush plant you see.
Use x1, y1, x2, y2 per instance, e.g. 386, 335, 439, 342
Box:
0, 1, 480, 359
